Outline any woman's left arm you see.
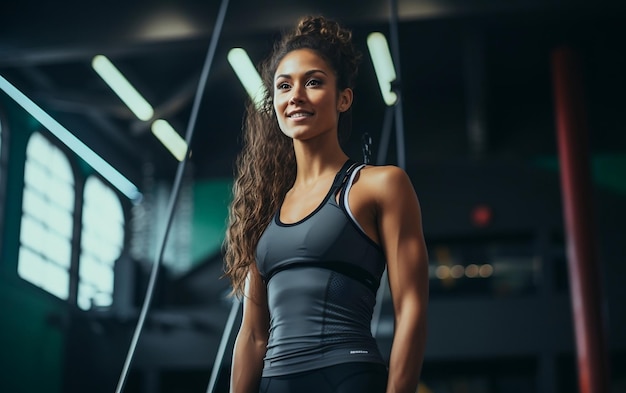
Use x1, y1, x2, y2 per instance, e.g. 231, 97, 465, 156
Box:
374, 166, 429, 393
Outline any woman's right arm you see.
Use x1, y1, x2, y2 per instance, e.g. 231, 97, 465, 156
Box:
230, 263, 270, 393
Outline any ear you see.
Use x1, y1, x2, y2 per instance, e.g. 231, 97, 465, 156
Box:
337, 88, 353, 113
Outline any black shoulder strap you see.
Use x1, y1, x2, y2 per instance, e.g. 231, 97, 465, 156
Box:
337, 161, 365, 204
331, 159, 358, 191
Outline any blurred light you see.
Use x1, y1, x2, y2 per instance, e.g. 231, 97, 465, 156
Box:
402, 2, 453, 19
0, 74, 142, 202
479, 264, 494, 278
227, 48, 266, 110
151, 119, 188, 161
471, 204, 493, 227
91, 55, 154, 121
367, 32, 398, 106
136, 10, 197, 41
435, 265, 450, 280
450, 264, 464, 279
465, 264, 479, 278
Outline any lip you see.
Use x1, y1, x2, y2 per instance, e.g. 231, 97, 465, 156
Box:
286, 109, 314, 119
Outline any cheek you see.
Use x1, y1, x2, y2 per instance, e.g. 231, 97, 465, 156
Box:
273, 98, 288, 132
272, 97, 280, 116
273, 101, 283, 123
273, 93, 287, 113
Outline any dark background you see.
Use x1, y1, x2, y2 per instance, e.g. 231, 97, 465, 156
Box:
0, 1, 624, 392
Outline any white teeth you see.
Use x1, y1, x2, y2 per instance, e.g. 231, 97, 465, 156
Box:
289, 112, 310, 118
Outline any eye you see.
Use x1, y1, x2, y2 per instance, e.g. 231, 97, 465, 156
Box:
306, 79, 322, 87
276, 82, 291, 90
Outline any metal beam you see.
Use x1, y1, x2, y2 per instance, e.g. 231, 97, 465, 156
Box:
130, 73, 201, 135
0, 39, 207, 68
18, 66, 146, 158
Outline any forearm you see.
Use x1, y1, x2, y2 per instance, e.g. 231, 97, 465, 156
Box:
230, 330, 267, 393
386, 315, 427, 393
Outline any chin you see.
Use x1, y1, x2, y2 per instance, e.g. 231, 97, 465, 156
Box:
284, 126, 310, 139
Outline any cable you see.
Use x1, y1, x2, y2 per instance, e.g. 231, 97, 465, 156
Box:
371, 0, 406, 339
114, 0, 231, 391
362, 133, 372, 164
375, 105, 394, 166
205, 297, 241, 393
389, 0, 406, 171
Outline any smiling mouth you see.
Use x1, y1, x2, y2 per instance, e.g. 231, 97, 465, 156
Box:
288, 112, 313, 119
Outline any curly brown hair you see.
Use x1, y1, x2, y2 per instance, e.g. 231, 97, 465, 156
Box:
224, 15, 362, 297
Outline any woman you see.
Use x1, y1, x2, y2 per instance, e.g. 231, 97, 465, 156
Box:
224, 16, 428, 393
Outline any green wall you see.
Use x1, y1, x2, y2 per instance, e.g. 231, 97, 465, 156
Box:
0, 93, 64, 393
534, 154, 626, 196
0, 91, 234, 392
191, 179, 232, 264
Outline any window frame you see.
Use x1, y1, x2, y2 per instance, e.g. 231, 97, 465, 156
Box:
77, 173, 127, 310
17, 130, 83, 304
11, 127, 131, 310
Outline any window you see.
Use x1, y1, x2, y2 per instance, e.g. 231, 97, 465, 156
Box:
78, 176, 125, 310
18, 132, 75, 300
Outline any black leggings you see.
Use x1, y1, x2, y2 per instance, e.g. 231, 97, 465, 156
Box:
258, 362, 388, 393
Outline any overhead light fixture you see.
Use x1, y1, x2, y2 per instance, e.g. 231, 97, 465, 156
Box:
367, 32, 398, 106
227, 48, 266, 110
92, 55, 187, 162
151, 119, 188, 162
91, 55, 154, 121
0, 74, 142, 202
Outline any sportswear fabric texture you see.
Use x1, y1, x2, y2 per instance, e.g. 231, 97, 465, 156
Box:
256, 159, 387, 377
258, 362, 388, 393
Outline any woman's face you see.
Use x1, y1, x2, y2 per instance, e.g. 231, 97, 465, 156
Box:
273, 49, 352, 141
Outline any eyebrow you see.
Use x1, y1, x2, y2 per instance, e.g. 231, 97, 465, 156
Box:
275, 69, 328, 81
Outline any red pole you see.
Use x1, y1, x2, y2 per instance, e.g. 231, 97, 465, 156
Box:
551, 47, 610, 393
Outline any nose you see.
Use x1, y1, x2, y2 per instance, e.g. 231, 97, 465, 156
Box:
288, 84, 305, 105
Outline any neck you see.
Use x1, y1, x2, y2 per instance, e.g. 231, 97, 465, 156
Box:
292, 136, 348, 187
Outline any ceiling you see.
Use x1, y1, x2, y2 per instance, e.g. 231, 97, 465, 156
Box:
1, 0, 625, 187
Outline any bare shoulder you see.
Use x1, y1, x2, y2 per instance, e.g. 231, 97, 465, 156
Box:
360, 164, 410, 181
359, 165, 416, 201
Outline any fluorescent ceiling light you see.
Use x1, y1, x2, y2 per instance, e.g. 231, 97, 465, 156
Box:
151, 119, 188, 162
367, 33, 398, 106
0, 74, 142, 202
227, 48, 266, 109
92, 55, 154, 121
92, 55, 187, 162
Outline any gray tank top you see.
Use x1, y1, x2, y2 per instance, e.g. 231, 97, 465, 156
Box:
256, 160, 387, 377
